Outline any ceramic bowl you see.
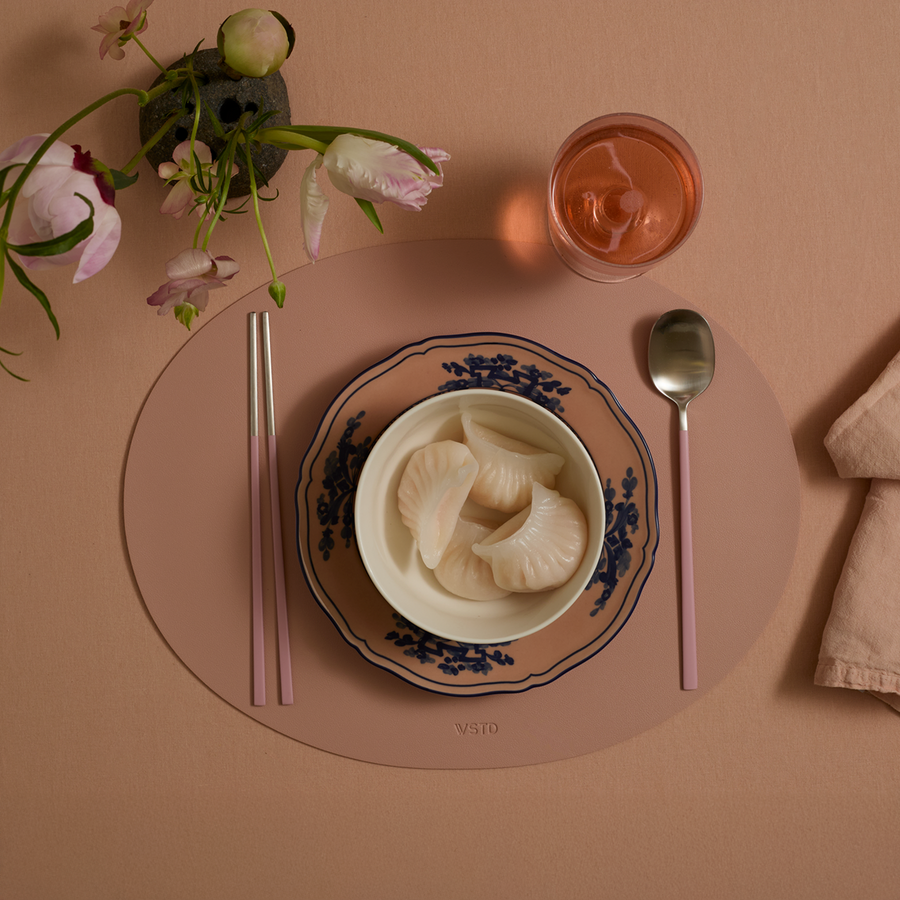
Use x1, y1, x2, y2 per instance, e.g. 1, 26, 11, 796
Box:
354, 388, 605, 644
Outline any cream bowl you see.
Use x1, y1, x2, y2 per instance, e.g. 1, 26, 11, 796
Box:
354, 389, 605, 644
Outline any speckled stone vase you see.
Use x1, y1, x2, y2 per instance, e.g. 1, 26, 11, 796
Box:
138, 48, 292, 199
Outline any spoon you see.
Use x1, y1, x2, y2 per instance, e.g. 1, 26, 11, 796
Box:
648, 309, 716, 690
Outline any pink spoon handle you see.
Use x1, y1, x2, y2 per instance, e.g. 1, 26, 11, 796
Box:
679, 428, 698, 690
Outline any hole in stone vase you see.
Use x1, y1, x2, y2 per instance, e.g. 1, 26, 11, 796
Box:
174, 127, 189, 141
219, 98, 242, 123
244, 102, 259, 114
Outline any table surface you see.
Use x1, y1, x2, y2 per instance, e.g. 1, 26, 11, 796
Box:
2, 2, 899, 898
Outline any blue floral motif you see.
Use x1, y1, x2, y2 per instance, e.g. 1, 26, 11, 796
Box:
589, 467, 641, 616
438, 353, 570, 412
385, 615, 515, 676
315, 412, 371, 560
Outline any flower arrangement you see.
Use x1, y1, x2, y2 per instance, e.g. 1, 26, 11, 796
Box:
0, 4, 447, 378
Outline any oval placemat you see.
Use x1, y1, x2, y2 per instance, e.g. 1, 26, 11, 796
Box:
123, 239, 800, 768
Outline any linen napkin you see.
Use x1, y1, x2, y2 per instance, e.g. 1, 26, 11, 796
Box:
816, 351, 900, 712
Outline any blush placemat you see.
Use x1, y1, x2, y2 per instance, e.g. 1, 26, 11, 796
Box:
123, 239, 800, 768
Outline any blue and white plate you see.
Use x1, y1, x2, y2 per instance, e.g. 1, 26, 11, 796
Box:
295, 333, 659, 696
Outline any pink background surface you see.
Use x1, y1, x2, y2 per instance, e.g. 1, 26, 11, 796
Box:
3, 1, 900, 898
123, 239, 799, 767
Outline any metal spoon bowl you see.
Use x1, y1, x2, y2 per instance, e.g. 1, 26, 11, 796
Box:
648, 309, 716, 428
648, 308, 715, 690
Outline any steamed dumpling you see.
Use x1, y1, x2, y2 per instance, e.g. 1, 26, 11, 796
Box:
433, 517, 512, 602
397, 440, 479, 569
462, 412, 565, 513
471, 482, 587, 592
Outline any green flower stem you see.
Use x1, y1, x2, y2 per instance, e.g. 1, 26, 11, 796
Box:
200, 123, 243, 251
130, 33, 166, 73
255, 128, 329, 155
192, 212, 205, 250
119, 108, 183, 175
188, 72, 203, 152
244, 141, 278, 285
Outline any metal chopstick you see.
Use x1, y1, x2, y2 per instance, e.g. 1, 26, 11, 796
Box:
261, 311, 294, 705
249, 313, 266, 705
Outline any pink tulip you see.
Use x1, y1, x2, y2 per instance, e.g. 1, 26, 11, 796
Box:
91, 0, 153, 61
146, 248, 239, 319
323, 135, 448, 211
300, 134, 448, 261
0, 134, 122, 284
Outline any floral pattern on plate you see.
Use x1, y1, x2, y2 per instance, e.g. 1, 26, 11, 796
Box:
295, 333, 659, 696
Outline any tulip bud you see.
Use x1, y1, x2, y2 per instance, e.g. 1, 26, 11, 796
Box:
217, 9, 294, 78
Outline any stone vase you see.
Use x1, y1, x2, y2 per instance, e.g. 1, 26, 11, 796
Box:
138, 48, 292, 198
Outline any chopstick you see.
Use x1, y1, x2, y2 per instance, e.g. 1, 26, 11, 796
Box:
249, 313, 266, 706
260, 311, 294, 705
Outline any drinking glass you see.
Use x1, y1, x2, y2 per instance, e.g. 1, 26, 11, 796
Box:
547, 113, 703, 282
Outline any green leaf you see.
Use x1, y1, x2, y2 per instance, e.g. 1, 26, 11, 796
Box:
204, 99, 227, 139
250, 109, 281, 131
0, 351, 28, 381
0, 343, 27, 380
355, 198, 383, 233
7, 194, 95, 258
6, 252, 60, 338
111, 169, 139, 190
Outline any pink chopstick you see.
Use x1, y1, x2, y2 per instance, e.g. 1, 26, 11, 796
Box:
249, 313, 266, 705
261, 312, 294, 705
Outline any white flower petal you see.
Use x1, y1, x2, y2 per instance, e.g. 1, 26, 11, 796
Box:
159, 180, 194, 218
72, 207, 122, 283
300, 155, 329, 262
172, 139, 212, 167
0, 134, 73, 168
165, 248, 214, 281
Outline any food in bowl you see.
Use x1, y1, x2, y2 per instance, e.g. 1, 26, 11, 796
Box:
461, 411, 565, 513
432, 516, 512, 601
396, 440, 479, 569
469, 481, 587, 593
354, 389, 605, 645
397, 424, 587, 599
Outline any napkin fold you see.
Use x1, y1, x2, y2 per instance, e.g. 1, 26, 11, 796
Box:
816, 352, 900, 713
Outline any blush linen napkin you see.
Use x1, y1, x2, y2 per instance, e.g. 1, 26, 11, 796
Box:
816, 351, 900, 712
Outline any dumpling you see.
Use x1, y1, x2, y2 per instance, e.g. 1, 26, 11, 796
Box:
397, 440, 479, 569
433, 517, 512, 601
461, 411, 565, 513
471, 482, 587, 592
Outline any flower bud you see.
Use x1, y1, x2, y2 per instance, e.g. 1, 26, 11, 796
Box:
217, 9, 294, 78
268, 279, 286, 307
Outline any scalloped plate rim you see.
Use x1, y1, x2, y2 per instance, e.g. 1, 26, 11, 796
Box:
294, 331, 660, 697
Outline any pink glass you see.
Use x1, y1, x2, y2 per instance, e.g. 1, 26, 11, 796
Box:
548, 113, 703, 282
